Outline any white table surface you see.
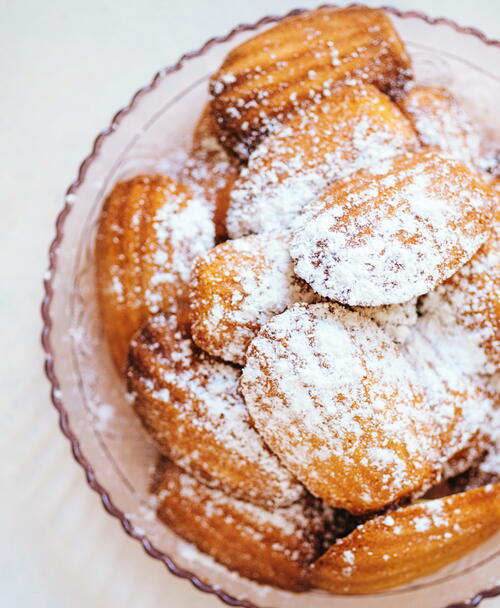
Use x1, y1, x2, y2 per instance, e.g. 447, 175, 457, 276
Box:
1, 1, 499, 607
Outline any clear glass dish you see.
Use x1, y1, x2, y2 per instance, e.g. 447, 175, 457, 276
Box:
42, 6, 500, 608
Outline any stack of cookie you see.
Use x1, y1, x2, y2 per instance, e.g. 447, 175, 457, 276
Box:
95, 6, 499, 594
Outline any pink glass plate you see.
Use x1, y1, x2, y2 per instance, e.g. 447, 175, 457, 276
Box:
42, 5, 500, 608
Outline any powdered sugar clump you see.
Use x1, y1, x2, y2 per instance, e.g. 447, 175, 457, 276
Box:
413, 500, 448, 532
354, 299, 418, 344
418, 210, 499, 375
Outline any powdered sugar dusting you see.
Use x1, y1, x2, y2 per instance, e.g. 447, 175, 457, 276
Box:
403, 324, 493, 478
190, 233, 318, 365
128, 313, 302, 507
100, 175, 215, 318
181, 106, 238, 239
142, 189, 214, 314
405, 218, 499, 476
155, 461, 338, 588
291, 150, 495, 306
226, 83, 417, 237
242, 302, 438, 512
479, 406, 500, 476
400, 85, 481, 166
354, 299, 418, 344
419, 209, 499, 374
210, 6, 411, 157
161, 467, 320, 544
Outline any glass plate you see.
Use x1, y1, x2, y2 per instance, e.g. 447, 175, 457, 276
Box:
42, 6, 500, 608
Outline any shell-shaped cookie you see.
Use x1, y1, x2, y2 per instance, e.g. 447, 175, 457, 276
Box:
127, 313, 302, 508
95, 174, 214, 370
419, 207, 499, 374
241, 302, 439, 514
399, 85, 481, 166
310, 483, 500, 594
210, 6, 412, 158
181, 105, 239, 241
291, 150, 496, 306
402, 325, 493, 478
154, 460, 334, 591
189, 233, 317, 365
226, 82, 418, 237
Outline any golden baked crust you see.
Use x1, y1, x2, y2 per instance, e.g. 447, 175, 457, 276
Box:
210, 6, 412, 158
291, 150, 496, 306
94, 12, 500, 592
181, 105, 239, 241
226, 82, 418, 237
189, 233, 317, 365
310, 483, 500, 594
241, 302, 439, 514
399, 85, 480, 165
155, 460, 332, 591
95, 174, 214, 370
127, 313, 302, 508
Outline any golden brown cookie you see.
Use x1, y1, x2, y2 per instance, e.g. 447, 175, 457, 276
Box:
403, 214, 499, 476
181, 105, 239, 241
241, 303, 439, 514
310, 483, 500, 594
402, 326, 493, 478
419, 207, 499, 374
399, 85, 481, 165
127, 313, 302, 508
211, 6, 412, 158
95, 174, 214, 370
154, 460, 336, 590
291, 150, 496, 306
226, 82, 418, 236
189, 233, 317, 365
